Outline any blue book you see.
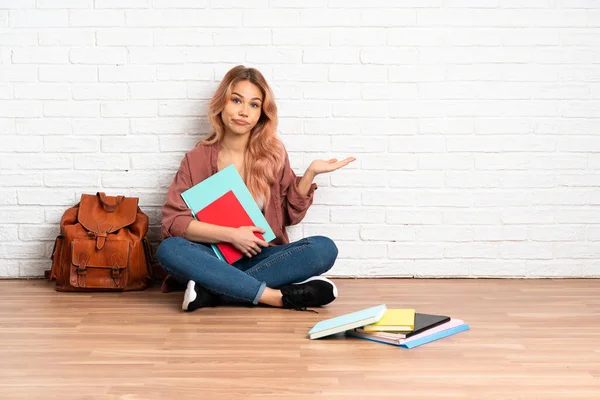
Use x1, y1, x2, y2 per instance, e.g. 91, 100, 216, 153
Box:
402, 324, 469, 348
308, 304, 387, 340
346, 322, 470, 349
180, 164, 276, 261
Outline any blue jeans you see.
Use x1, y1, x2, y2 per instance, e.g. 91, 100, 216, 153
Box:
156, 235, 338, 305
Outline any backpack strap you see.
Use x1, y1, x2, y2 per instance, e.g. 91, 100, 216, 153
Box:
97, 192, 124, 213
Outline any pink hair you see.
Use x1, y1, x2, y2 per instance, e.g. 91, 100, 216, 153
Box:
201, 65, 285, 208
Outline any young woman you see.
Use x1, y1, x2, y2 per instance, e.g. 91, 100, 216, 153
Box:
157, 65, 355, 312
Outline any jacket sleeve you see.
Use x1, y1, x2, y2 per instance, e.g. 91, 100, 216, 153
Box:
279, 151, 318, 226
161, 155, 194, 239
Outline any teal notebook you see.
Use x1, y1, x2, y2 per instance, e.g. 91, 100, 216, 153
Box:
308, 304, 387, 340
180, 164, 276, 261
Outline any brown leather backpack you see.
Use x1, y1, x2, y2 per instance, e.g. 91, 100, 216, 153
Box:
46, 192, 154, 291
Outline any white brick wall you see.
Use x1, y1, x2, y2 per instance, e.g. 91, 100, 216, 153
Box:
1, 2, 599, 278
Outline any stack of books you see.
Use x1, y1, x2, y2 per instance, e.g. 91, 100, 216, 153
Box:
180, 164, 276, 264
308, 304, 469, 349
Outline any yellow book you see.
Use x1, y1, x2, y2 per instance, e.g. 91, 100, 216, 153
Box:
361, 309, 416, 332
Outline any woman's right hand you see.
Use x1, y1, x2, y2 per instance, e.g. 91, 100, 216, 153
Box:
228, 226, 269, 258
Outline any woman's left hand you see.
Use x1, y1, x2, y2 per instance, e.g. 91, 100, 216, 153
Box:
307, 157, 356, 176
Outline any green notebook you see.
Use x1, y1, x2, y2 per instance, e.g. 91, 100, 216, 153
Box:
180, 164, 276, 261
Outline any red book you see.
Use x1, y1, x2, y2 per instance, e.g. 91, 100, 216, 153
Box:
195, 190, 265, 264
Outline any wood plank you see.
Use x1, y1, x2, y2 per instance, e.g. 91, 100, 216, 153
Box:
0, 279, 599, 399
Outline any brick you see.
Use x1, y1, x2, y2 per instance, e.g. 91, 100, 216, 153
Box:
70, 47, 127, 64
304, 224, 360, 241
44, 171, 100, 187
0, 101, 42, 117
156, 65, 213, 81
101, 171, 159, 188
72, 118, 129, 135
330, 28, 386, 46
19, 225, 59, 241
362, 83, 419, 100
131, 118, 207, 134
416, 191, 472, 207
331, 207, 385, 223
18, 189, 76, 205
444, 210, 501, 225
213, 29, 271, 45
74, 154, 130, 170
153, 28, 213, 46
72, 84, 128, 100
99, 66, 155, 82
272, 28, 328, 46
0, 135, 42, 152
129, 47, 188, 64
95, 0, 149, 8
387, 210, 443, 225
361, 154, 417, 171
501, 208, 555, 224
498, 243, 554, 259
44, 136, 99, 152
0, 29, 37, 45
14, 83, 70, 100
130, 83, 187, 99
69, 10, 125, 27
473, 225, 529, 242
530, 225, 586, 241
0, 207, 44, 223
44, 101, 100, 117
0, 225, 18, 241
101, 101, 157, 117
0, 190, 17, 206
389, 243, 444, 259
12, 47, 69, 63
362, 191, 416, 207
0, 243, 46, 259
303, 49, 359, 64
0, 154, 72, 170
158, 100, 208, 117
330, 170, 387, 188
243, 10, 299, 27
332, 102, 387, 118
101, 136, 159, 152
38, 28, 95, 45
125, 10, 241, 27
130, 154, 182, 170
276, 100, 331, 118
0, 118, 15, 134
39, 66, 98, 82
414, 260, 471, 277
337, 241, 388, 259
390, 171, 445, 188
471, 260, 527, 278
360, 225, 414, 241
311, 188, 360, 206
329, 65, 387, 82
159, 135, 202, 152
9, 10, 67, 27
445, 243, 498, 259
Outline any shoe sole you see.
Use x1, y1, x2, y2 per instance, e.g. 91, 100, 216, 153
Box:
182, 280, 197, 311
292, 276, 338, 298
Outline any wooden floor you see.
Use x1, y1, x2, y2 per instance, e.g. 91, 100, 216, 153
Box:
0, 279, 599, 400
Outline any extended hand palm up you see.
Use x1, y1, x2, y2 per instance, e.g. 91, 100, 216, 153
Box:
309, 157, 356, 175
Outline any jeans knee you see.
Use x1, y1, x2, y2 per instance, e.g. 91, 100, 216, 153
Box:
310, 235, 338, 273
156, 236, 186, 266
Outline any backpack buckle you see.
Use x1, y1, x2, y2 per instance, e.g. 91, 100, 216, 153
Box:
76, 251, 89, 275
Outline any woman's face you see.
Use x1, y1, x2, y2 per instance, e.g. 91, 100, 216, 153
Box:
221, 80, 263, 137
